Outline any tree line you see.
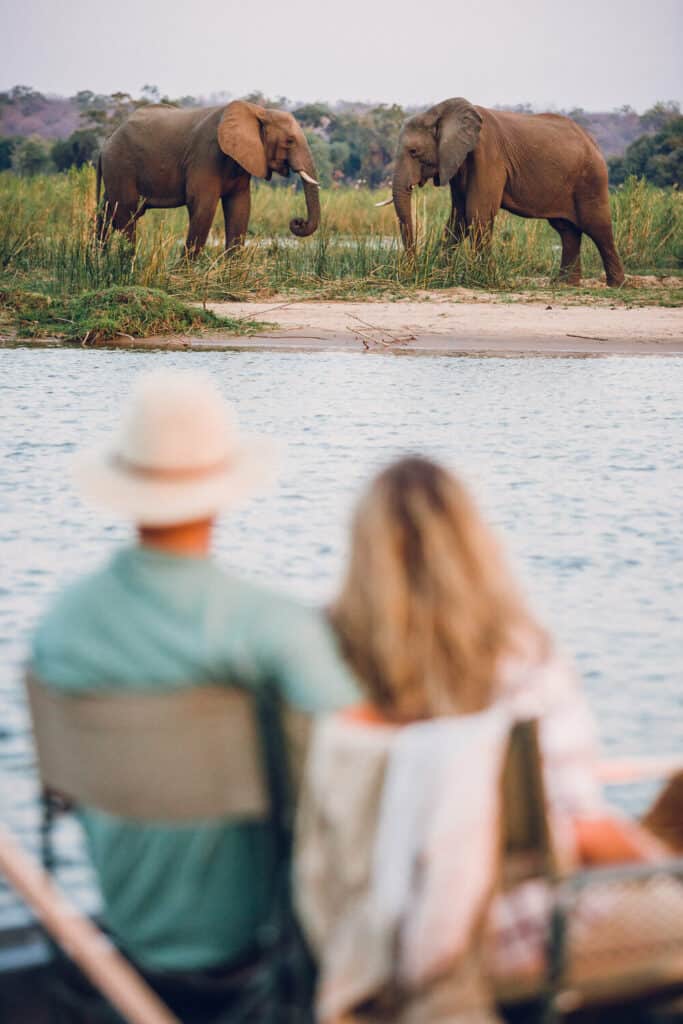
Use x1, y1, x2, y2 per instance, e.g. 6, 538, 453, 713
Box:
0, 85, 680, 188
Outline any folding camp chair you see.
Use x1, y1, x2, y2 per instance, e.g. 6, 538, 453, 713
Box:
496, 721, 683, 1022
24, 671, 313, 1024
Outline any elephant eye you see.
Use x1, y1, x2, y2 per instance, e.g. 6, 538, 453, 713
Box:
286, 136, 296, 146
409, 148, 419, 158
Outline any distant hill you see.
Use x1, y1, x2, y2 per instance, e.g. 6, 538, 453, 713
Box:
573, 109, 646, 157
561, 104, 681, 158
1, 86, 680, 187
0, 87, 80, 140
2, 87, 680, 159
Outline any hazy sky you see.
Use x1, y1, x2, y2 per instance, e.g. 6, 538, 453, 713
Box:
2, 0, 681, 111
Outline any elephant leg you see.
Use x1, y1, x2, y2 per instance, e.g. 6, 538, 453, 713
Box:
581, 217, 625, 287
465, 207, 497, 251
222, 184, 251, 252
444, 183, 467, 248
185, 196, 219, 257
464, 175, 504, 252
549, 218, 582, 285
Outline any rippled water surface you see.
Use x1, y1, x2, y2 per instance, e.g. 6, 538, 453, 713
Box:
1, 348, 682, 922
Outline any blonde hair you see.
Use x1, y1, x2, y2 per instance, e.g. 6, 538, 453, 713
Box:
331, 457, 549, 722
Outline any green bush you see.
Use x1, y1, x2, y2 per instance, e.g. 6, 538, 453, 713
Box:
11, 135, 54, 176
609, 118, 683, 187
52, 130, 100, 172
0, 137, 18, 171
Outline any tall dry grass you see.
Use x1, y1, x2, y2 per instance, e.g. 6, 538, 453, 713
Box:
1, 167, 681, 303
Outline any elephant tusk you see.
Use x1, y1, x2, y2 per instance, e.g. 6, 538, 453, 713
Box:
299, 170, 320, 187
374, 197, 394, 207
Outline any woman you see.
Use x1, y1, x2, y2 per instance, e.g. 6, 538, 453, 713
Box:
295, 457, 673, 1023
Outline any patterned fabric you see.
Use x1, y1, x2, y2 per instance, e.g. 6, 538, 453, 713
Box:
486, 881, 551, 979
294, 652, 603, 1020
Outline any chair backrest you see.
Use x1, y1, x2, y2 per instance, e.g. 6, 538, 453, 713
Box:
499, 719, 557, 885
25, 671, 308, 824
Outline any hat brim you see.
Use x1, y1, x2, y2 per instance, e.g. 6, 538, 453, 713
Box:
72, 435, 278, 526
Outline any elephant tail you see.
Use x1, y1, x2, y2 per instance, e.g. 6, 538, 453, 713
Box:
95, 154, 105, 242
96, 153, 102, 205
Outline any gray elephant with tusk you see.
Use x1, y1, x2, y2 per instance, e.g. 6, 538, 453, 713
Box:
96, 99, 321, 255
380, 97, 624, 287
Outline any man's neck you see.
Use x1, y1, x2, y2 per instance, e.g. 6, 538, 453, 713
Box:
138, 518, 214, 557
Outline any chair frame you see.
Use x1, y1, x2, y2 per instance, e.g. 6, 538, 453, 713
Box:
24, 671, 313, 1022
500, 721, 683, 1022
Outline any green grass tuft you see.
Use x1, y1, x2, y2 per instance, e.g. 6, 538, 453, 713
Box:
0, 285, 265, 343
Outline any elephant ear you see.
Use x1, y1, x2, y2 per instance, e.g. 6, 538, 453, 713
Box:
217, 100, 268, 179
434, 98, 482, 186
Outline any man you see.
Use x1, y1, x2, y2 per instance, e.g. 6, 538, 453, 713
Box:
31, 369, 357, 986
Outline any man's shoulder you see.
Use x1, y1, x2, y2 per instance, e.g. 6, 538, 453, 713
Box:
30, 560, 121, 687
38, 561, 116, 630
226, 571, 320, 631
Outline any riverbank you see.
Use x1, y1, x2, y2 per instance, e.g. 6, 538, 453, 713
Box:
3, 294, 681, 356
205, 294, 683, 355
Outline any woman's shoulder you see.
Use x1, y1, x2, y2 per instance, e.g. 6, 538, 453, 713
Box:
497, 647, 581, 715
312, 703, 398, 751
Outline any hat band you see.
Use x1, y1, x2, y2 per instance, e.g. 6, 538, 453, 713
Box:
110, 454, 232, 481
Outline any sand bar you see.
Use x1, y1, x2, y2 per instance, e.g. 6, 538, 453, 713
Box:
203, 298, 683, 356
3, 296, 682, 356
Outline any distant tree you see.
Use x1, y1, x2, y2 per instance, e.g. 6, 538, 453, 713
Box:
328, 104, 404, 186
292, 103, 334, 129
568, 107, 590, 128
304, 131, 332, 188
73, 90, 98, 110
52, 129, 101, 171
11, 135, 54, 175
242, 91, 290, 110
500, 103, 534, 114
6, 85, 45, 114
606, 156, 625, 185
141, 84, 161, 103
0, 136, 18, 171
639, 101, 681, 134
609, 116, 683, 187
78, 91, 145, 144
329, 140, 351, 176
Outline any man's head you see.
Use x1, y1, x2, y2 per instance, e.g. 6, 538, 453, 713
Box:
73, 370, 275, 534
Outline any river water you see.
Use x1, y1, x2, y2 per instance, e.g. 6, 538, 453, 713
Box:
1, 347, 682, 923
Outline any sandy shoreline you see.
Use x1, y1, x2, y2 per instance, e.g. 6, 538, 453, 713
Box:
204, 298, 683, 356
3, 296, 682, 356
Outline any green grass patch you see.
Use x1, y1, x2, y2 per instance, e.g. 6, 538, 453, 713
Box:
0, 285, 265, 343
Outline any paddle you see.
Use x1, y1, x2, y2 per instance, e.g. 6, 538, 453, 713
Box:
0, 824, 180, 1024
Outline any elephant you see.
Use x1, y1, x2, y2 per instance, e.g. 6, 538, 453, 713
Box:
380, 98, 624, 286
96, 100, 320, 254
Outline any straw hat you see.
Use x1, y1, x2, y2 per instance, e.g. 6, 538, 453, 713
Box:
73, 369, 276, 526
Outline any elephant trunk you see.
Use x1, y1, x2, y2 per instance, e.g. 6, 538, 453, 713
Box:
392, 157, 417, 252
290, 144, 320, 238
392, 183, 414, 252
